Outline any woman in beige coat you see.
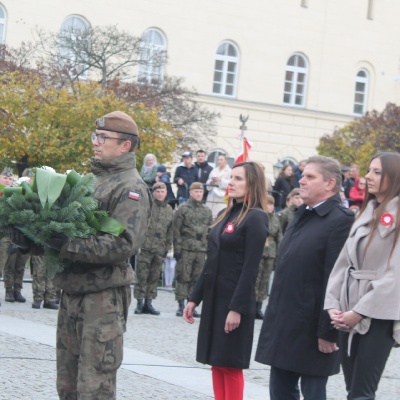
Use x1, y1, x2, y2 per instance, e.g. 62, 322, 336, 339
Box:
324, 152, 400, 400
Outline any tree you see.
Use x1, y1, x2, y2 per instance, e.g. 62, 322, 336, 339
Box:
317, 102, 400, 173
0, 69, 178, 175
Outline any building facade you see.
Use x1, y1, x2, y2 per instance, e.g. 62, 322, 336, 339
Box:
2, 0, 400, 177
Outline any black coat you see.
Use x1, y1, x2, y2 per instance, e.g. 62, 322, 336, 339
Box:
190, 202, 269, 369
255, 194, 354, 376
273, 176, 293, 209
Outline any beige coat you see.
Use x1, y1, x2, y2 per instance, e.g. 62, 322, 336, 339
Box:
324, 197, 400, 343
206, 165, 231, 218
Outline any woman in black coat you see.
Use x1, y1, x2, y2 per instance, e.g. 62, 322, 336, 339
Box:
183, 161, 269, 400
272, 164, 294, 210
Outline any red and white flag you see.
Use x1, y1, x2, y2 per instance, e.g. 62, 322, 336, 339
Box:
234, 136, 252, 164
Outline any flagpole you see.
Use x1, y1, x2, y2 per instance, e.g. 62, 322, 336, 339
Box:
239, 114, 249, 162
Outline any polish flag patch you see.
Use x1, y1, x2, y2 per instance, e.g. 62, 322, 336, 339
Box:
128, 191, 140, 201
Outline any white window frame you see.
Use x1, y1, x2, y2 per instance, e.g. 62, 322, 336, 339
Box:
353, 69, 369, 116
59, 15, 90, 77
212, 41, 239, 98
0, 4, 6, 44
283, 53, 308, 107
138, 28, 167, 86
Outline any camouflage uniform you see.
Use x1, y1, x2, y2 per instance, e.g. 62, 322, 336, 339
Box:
255, 212, 282, 302
134, 197, 173, 300
31, 255, 57, 302
279, 204, 296, 234
0, 237, 10, 278
52, 152, 151, 400
173, 198, 212, 301
3, 246, 29, 291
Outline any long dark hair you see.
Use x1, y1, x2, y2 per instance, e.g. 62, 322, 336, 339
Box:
278, 164, 294, 186
360, 152, 400, 260
214, 161, 268, 227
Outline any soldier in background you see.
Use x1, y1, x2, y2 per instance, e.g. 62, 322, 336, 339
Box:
279, 188, 303, 234
31, 255, 58, 309
255, 195, 282, 319
173, 182, 212, 317
134, 182, 173, 315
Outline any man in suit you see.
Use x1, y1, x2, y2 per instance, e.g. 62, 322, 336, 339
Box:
255, 155, 354, 400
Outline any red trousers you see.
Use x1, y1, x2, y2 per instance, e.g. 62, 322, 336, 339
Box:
211, 366, 244, 400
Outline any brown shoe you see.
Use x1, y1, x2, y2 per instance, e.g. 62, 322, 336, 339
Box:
14, 290, 26, 303
5, 290, 15, 302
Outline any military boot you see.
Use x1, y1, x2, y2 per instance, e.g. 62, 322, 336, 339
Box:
255, 301, 264, 320
14, 290, 26, 303
143, 299, 160, 316
176, 299, 185, 317
43, 301, 59, 310
32, 299, 42, 309
5, 290, 15, 302
134, 299, 144, 315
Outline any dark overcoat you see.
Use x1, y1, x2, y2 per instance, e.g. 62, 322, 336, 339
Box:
255, 194, 354, 376
190, 202, 269, 369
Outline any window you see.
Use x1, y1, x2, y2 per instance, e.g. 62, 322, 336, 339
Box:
283, 53, 308, 107
138, 29, 166, 85
353, 69, 369, 115
212, 41, 239, 97
0, 5, 6, 44
59, 15, 90, 76
207, 149, 233, 168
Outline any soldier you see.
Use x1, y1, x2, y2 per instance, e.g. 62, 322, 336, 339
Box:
134, 182, 173, 315
9, 111, 151, 399
279, 188, 303, 234
173, 182, 212, 317
3, 249, 29, 303
31, 255, 58, 309
255, 195, 282, 319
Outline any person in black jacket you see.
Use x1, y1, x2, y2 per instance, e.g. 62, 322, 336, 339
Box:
174, 151, 199, 204
255, 155, 354, 400
272, 164, 294, 211
183, 161, 269, 400
195, 150, 213, 202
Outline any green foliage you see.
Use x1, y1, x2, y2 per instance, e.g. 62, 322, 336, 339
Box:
317, 103, 400, 173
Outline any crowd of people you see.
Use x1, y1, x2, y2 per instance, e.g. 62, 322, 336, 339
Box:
1, 110, 399, 400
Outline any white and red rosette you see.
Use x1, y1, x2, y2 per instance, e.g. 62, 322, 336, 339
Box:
225, 222, 235, 233
380, 213, 394, 227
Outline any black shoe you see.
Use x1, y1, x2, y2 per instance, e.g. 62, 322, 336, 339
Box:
43, 301, 59, 310
143, 299, 160, 316
176, 299, 185, 317
14, 290, 26, 303
32, 300, 42, 309
5, 290, 15, 302
134, 299, 144, 315
192, 309, 201, 318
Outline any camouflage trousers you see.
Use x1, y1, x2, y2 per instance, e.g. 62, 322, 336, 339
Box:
31, 255, 57, 302
0, 237, 10, 277
133, 249, 163, 300
175, 250, 206, 301
56, 285, 131, 400
3, 247, 29, 290
255, 256, 275, 302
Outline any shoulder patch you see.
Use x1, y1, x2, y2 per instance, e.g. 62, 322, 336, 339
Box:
128, 191, 140, 201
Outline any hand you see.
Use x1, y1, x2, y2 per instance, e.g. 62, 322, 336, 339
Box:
331, 310, 363, 330
44, 233, 68, 251
173, 252, 181, 261
183, 301, 197, 324
318, 338, 339, 353
178, 178, 184, 186
224, 310, 241, 334
7, 225, 32, 250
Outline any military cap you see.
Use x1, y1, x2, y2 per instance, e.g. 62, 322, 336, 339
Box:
96, 111, 138, 137
189, 182, 203, 191
341, 165, 350, 172
22, 168, 34, 177
0, 167, 13, 177
153, 182, 167, 190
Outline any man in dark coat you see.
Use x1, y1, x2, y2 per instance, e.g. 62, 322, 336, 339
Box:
255, 155, 354, 400
174, 151, 199, 204
194, 150, 213, 202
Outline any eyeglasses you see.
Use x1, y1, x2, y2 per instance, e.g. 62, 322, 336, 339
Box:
91, 132, 127, 144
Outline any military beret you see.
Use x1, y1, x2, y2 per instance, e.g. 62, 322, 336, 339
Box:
189, 182, 203, 191
0, 167, 13, 177
96, 111, 138, 137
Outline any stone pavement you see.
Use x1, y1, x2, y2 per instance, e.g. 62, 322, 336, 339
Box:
0, 281, 400, 399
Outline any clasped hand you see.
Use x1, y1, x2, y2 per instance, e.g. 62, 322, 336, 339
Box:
328, 308, 363, 331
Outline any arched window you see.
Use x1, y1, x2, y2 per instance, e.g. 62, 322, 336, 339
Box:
0, 5, 6, 44
207, 149, 233, 168
59, 15, 90, 76
283, 53, 308, 107
138, 28, 166, 85
212, 41, 239, 97
353, 69, 369, 115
